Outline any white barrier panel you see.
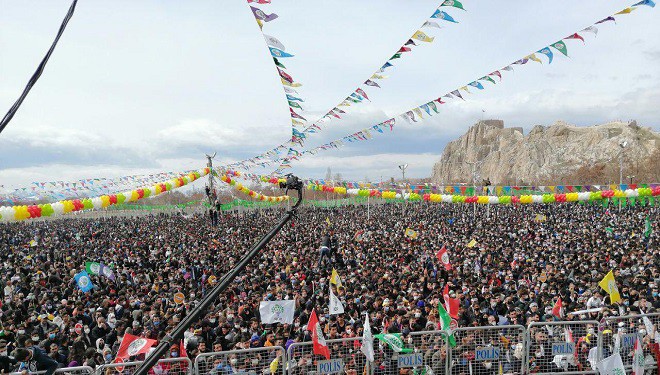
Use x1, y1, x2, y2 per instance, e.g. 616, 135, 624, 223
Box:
287, 337, 365, 375
194, 346, 286, 375
601, 313, 660, 371
527, 320, 601, 375
96, 357, 191, 375
448, 325, 527, 375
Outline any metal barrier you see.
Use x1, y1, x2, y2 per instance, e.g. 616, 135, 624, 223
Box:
9, 366, 94, 375
601, 313, 660, 371
407, 330, 450, 375
287, 337, 364, 375
527, 321, 601, 375
96, 357, 192, 375
448, 325, 526, 375
194, 346, 286, 375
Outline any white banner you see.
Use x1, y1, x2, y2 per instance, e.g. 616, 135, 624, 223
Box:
597, 352, 625, 375
259, 300, 295, 324
329, 285, 344, 315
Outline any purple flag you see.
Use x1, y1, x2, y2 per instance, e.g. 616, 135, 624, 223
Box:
595, 16, 615, 24
364, 80, 380, 88
251, 6, 278, 22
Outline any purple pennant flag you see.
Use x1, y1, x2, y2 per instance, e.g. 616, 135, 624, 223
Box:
595, 16, 615, 24
251, 6, 278, 22
364, 79, 380, 88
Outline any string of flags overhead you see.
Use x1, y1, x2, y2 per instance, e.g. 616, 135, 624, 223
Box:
230, 0, 467, 174
227, 0, 654, 174
0, 168, 211, 222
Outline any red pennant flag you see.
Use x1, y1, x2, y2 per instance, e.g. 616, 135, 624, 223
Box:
442, 285, 460, 319
355, 88, 369, 101
307, 310, 331, 359
398, 46, 412, 53
248, 0, 271, 3
552, 297, 564, 318
115, 334, 157, 360
489, 71, 502, 81
436, 245, 452, 271
180, 340, 187, 358
565, 33, 585, 43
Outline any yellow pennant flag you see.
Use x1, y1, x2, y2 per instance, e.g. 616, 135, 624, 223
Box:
256, 19, 264, 30
526, 53, 542, 64
325, 217, 331, 225
598, 270, 621, 304
330, 268, 343, 288
467, 239, 478, 248
281, 78, 302, 87
292, 119, 305, 126
413, 108, 424, 119
412, 30, 435, 43
615, 7, 635, 14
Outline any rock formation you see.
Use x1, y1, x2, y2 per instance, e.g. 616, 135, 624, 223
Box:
431, 120, 659, 185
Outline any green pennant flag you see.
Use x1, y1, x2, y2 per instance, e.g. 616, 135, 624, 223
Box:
630, 197, 636, 206
551, 41, 568, 56
374, 333, 413, 353
644, 217, 653, 237
288, 101, 302, 109
575, 186, 583, 192
390, 53, 402, 60
438, 303, 457, 347
85, 262, 101, 275
480, 76, 496, 84
605, 227, 614, 234
273, 57, 286, 69
441, 0, 465, 10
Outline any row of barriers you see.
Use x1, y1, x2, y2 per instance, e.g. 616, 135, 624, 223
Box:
12, 314, 659, 375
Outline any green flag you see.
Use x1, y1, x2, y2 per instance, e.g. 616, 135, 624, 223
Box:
605, 227, 614, 234
481, 76, 496, 85
551, 41, 568, 56
441, 0, 465, 10
438, 303, 457, 347
273, 57, 286, 69
288, 101, 302, 109
373, 333, 413, 353
85, 262, 101, 275
644, 217, 652, 237
390, 53, 402, 60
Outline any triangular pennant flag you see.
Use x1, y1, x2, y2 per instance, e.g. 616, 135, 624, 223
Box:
565, 33, 585, 43
526, 53, 543, 64
551, 41, 568, 56
537, 47, 554, 64
269, 47, 293, 58
431, 10, 458, 22
633, 0, 655, 7
422, 20, 443, 29
412, 30, 435, 43
264, 34, 286, 50
615, 7, 636, 14
440, 0, 465, 10
581, 26, 599, 35
364, 79, 380, 88
596, 16, 616, 24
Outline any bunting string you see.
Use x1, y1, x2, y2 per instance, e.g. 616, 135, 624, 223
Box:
0, 168, 211, 222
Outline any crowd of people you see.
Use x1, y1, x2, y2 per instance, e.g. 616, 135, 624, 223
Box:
0, 200, 657, 375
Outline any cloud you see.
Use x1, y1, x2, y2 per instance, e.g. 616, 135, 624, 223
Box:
643, 49, 660, 61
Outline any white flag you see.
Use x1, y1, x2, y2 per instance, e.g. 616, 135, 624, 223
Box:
329, 285, 344, 315
259, 300, 295, 324
632, 337, 645, 375
264, 34, 286, 51
596, 352, 626, 375
422, 21, 443, 29
360, 314, 374, 362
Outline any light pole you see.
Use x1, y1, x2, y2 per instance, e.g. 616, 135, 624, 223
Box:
465, 161, 478, 216
627, 175, 635, 184
398, 164, 408, 216
618, 140, 627, 212
398, 164, 408, 182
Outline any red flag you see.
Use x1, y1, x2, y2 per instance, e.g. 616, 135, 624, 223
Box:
248, 0, 271, 3
442, 285, 460, 319
306, 310, 330, 359
355, 88, 370, 101
552, 297, 564, 318
115, 333, 157, 360
565, 33, 585, 43
180, 340, 187, 358
436, 245, 451, 271
398, 46, 412, 53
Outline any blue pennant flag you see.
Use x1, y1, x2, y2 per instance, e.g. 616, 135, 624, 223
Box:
468, 81, 484, 90
269, 47, 294, 58
286, 94, 304, 102
381, 62, 394, 70
421, 103, 432, 115
537, 47, 554, 64
431, 10, 458, 22
372, 125, 384, 133
633, 0, 655, 6
74, 271, 94, 292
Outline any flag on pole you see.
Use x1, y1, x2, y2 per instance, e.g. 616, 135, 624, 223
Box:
259, 301, 295, 324
404, 228, 419, 239
596, 352, 626, 375
360, 314, 374, 362
437, 303, 456, 347
307, 310, 331, 359
74, 271, 94, 293
85, 262, 101, 275
443, 285, 460, 319
115, 334, 157, 360
374, 333, 413, 353
412, 30, 435, 43
598, 270, 621, 304
466, 239, 478, 248
436, 244, 451, 270
552, 298, 564, 318
329, 285, 344, 315
100, 262, 115, 281
330, 268, 343, 288
632, 337, 645, 375
644, 216, 652, 237
269, 47, 294, 58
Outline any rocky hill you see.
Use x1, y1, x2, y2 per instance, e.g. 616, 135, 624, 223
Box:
431, 120, 659, 185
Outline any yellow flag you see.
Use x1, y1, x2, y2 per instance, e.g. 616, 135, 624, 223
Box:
412, 30, 435, 43
269, 357, 279, 374
292, 119, 305, 126
256, 19, 264, 30
338, 102, 351, 107
467, 239, 478, 248
325, 217, 331, 225
330, 268, 343, 287
404, 228, 419, 240
598, 270, 621, 304
526, 53, 542, 64
29, 240, 37, 247
413, 107, 424, 119
615, 7, 635, 14
281, 78, 302, 87
461, 85, 471, 94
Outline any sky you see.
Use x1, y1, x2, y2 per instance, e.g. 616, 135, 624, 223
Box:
1, 0, 659, 190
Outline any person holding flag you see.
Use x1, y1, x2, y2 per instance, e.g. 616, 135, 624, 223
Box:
436, 244, 452, 271
306, 309, 330, 360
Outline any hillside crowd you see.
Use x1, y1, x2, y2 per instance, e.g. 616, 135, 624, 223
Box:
0, 201, 657, 375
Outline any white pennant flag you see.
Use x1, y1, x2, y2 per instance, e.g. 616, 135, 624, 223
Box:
596, 352, 626, 375
632, 337, 645, 375
422, 20, 443, 29
360, 314, 374, 362
264, 34, 286, 51
329, 285, 344, 315
581, 26, 599, 36
259, 300, 295, 324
